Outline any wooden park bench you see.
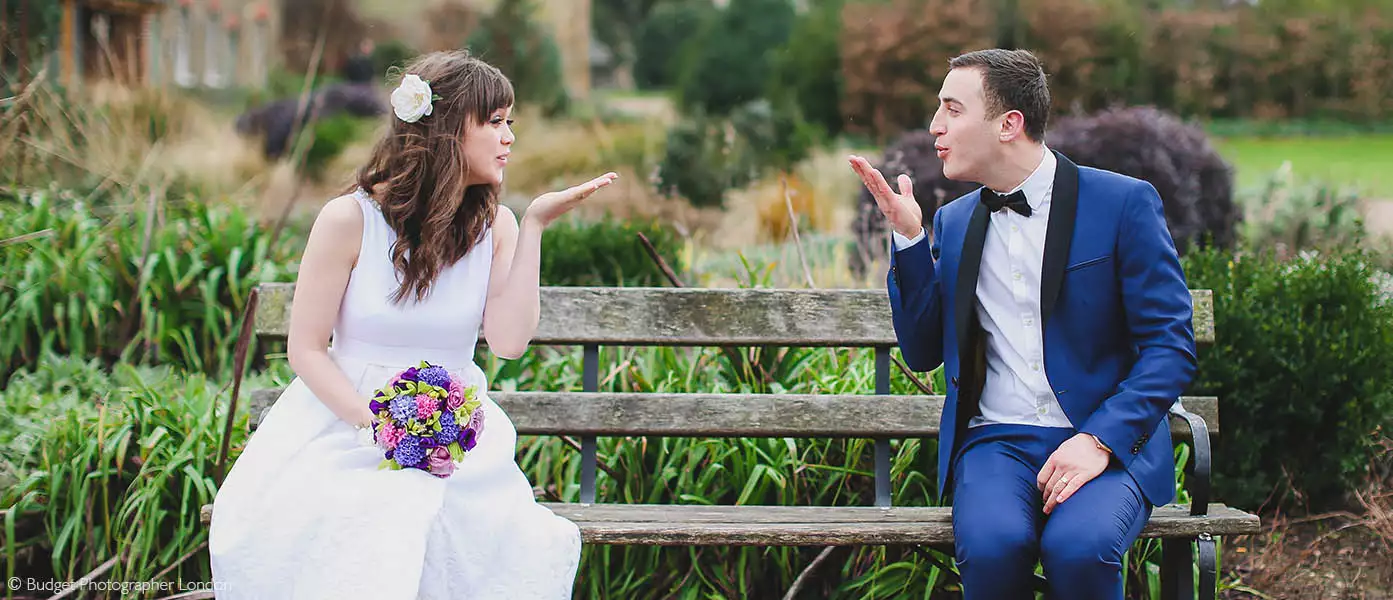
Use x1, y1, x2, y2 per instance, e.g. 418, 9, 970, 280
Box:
202, 283, 1260, 599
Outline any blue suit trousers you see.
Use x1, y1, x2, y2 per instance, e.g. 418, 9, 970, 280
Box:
951, 424, 1153, 600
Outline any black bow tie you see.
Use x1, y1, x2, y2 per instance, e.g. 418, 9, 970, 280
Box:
983, 190, 1032, 217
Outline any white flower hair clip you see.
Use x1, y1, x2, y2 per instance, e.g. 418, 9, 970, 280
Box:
391, 73, 441, 123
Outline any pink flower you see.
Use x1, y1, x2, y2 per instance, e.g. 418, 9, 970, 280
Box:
414, 394, 436, 421
446, 380, 466, 411
468, 405, 485, 437
376, 421, 404, 450
427, 446, 455, 478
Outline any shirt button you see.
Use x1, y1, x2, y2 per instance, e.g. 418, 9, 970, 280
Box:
1038, 406, 1048, 416
1011, 224, 1019, 232
1013, 272, 1022, 281
1031, 362, 1041, 371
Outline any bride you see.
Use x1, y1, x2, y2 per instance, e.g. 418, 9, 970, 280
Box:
208, 50, 616, 599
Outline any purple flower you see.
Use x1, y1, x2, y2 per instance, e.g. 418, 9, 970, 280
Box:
437, 411, 460, 445
399, 367, 419, 382
418, 365, 452, 390
388, 396, 416, 423
369, 399, 386, 414
394, 435, 426, 468
459, 427, 477, 451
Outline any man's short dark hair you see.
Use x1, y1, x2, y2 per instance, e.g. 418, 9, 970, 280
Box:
948, 49, 1051, 142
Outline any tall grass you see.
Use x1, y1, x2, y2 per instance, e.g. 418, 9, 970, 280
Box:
0, 185, 299, 381
1, 355, 291, 593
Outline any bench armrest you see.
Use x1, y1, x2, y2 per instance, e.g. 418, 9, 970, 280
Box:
1169, 403, 1211, 517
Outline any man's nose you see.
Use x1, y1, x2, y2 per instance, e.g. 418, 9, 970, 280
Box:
929, 117, 946, 136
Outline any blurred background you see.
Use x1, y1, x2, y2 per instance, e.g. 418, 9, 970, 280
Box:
2, 0, 1392, 598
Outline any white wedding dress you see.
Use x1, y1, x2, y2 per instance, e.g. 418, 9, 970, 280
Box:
209, 189, 581, 599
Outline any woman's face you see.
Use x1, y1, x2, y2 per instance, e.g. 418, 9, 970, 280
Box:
462, 104, 515, 187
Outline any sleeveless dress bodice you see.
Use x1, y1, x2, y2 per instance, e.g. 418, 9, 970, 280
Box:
332, 188, 491, 372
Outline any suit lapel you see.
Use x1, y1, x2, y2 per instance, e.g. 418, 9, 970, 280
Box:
954, 193, 990, 358
1040, 150, 1079, 328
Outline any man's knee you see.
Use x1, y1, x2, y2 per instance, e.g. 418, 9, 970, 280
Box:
1040, 524, 1126, 571
955, 516, 1038, 565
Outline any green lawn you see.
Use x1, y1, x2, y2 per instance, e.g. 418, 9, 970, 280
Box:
1215, 134, 1393, 198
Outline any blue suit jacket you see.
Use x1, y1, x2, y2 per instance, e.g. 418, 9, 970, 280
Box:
887, 150, 1197, 508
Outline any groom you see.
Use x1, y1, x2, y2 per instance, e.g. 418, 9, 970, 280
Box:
850, 49, 1197, 599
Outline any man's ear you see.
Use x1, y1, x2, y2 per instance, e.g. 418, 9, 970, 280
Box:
999, 110, 1027, 142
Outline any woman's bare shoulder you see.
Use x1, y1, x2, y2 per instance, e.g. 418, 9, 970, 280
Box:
317, 193, 365, 230
491, 203, 519, 244
307, 193, 365, 265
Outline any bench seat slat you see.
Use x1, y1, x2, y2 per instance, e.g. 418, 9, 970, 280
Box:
538, 503, 1259, 546
253, 284, 1215, 346
243, 389, 1219, 439
197, 502, 1261, 543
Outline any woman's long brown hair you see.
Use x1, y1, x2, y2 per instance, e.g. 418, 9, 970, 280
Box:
350, 50, 514, 304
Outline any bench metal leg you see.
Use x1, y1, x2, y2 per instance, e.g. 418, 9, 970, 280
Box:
580, 344, 599, 504
1161, 538, 1195, 600
873, 347, 892, 508
1197, 533, 1217, 600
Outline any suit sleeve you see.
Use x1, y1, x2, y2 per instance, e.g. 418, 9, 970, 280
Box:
886, 210, 946, 372
1079, 180, 1198, 467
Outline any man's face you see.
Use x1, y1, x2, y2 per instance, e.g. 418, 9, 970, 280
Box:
928, 67, 1005, 183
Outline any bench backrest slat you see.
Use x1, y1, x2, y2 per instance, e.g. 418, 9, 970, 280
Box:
253, 284, 1215, 346
244, 388, 1219, 440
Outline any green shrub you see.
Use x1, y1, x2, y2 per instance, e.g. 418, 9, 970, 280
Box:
466, 0, 569, 116
632, 1, 716, 90
539, 215, 685, 286
371, 39, 419, 76
654, 99, 818, 208
1183, 243, 1393, 511
766, 0, 845, 138
653, 113, 747, 208
302, 113, 370, 180
673, 0, 796, 117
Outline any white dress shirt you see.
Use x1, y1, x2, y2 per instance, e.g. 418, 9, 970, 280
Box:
892, 148, 1073, 429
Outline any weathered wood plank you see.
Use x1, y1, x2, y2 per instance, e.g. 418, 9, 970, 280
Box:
246, 388, 279, 432
1192, 289, 1214, 346
199, 502, 1261, 541
240, 388, 1220, 439
252, 284, 1217, 346
536, 503, 1260, 545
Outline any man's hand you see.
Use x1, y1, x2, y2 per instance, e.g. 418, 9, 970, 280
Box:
1037, 433, 1111, 514
849, 155, 923, 239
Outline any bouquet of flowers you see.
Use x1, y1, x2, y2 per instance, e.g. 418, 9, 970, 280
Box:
367, 361, 485, 478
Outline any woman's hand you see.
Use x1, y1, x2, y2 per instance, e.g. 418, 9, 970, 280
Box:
522, 172, 618, 228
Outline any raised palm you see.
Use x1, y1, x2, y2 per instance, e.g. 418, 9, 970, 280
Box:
526, 172, 619, 227
849, 155, 923, 238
